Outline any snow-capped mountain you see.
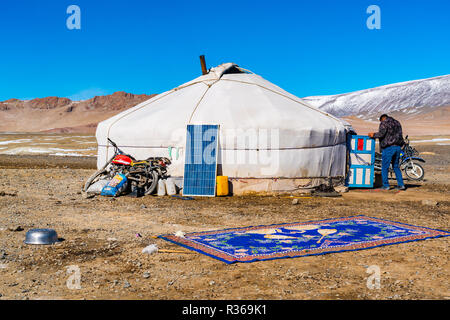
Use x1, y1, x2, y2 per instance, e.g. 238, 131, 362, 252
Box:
303, 74, 450, 120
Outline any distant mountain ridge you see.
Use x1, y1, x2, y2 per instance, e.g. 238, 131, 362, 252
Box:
0, 91, 156, 133
303, 74, 450, 120
1, 74, 449, 135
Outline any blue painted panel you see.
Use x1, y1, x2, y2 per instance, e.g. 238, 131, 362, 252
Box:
347, 165, 374, 188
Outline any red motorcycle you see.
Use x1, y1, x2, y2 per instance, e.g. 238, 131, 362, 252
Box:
83, 138, 171, 196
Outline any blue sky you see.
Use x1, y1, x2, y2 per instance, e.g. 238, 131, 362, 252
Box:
0, 0, 449, 101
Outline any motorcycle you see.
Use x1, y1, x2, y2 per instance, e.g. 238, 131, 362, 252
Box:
374, 135, 425, 181
83, 138, 171, 196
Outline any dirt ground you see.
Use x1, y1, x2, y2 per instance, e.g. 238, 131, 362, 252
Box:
0, 144, 448, 300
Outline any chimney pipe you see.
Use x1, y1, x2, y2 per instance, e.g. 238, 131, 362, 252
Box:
199, 55, 208, 75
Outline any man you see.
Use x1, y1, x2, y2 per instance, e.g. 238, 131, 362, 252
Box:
368, 114, 406, 191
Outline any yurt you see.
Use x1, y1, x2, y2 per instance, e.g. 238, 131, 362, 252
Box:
96, 62, 349, 194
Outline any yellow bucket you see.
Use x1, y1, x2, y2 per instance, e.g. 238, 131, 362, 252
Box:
216, 176, 229, 196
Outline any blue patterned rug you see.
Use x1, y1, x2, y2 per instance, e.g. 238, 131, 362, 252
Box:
159, 215, 450, 264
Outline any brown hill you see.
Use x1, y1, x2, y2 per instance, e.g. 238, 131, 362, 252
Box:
0, 92, 156, 133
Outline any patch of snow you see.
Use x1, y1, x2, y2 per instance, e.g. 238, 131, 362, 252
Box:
411, 138, 450, 143
0, 139, 33, 145
2, 147, 51, 154
50, 152, 94, 157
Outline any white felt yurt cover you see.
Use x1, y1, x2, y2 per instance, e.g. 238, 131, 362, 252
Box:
96, 63, 348, 179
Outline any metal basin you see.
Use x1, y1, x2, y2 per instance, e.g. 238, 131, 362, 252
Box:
24, 228, 59, 245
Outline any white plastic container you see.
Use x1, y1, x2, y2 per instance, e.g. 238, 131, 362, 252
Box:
165, 178, 177, 195
157, 179, 166, 196
86, 179, 110, 194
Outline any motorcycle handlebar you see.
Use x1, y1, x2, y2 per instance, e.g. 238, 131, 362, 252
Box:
107, 138, 118, 148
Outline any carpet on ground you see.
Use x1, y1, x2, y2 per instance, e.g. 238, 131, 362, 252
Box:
159, 215, 449, 263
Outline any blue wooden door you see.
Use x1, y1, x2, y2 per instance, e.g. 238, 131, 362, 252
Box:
346, 135, 375, 188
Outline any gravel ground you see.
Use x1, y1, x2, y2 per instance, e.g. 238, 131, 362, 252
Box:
0, 144, 448, 300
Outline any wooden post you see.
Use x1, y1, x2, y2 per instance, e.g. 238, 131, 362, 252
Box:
199, 55, 208, 75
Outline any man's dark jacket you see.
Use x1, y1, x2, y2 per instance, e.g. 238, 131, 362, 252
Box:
373, 116, 404, 150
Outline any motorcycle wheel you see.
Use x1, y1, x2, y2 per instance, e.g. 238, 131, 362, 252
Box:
82, 157, 114, 192
404, 162, 424, 181
84, 168, 108, 192
144, 170, 159, 195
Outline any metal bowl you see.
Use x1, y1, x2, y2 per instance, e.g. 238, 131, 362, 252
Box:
24, 228, 59, 245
